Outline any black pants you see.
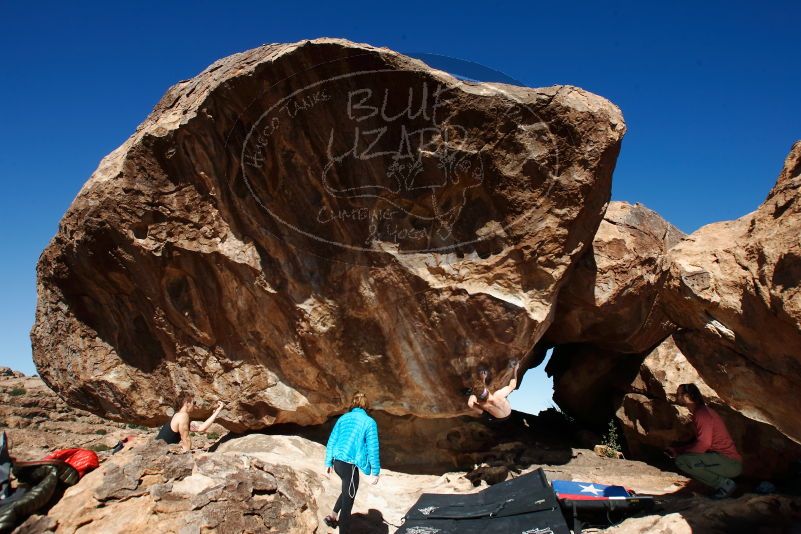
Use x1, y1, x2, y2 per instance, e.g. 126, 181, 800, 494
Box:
333, 459, 359, 533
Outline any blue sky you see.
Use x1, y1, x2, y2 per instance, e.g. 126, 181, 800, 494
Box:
1, 1, 799, 414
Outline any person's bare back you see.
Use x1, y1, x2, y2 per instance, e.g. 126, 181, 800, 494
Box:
467, 360, 519, 419
469, 393, 512, 419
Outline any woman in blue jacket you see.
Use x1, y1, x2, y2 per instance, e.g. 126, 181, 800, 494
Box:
323, 392, 381, 532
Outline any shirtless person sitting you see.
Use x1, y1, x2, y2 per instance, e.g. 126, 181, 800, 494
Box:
155, 394, 225, 452
467, 360, 520, 423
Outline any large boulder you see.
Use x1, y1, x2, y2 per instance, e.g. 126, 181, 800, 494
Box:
541, 202, 684, 430
543, 200, 684, 431
545, 201, 684, 353
31, 39, 625, 430
662, 141, 801, 443
548, 144, 801, 465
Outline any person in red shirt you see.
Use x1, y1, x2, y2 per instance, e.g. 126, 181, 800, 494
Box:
666, 383, 743, 499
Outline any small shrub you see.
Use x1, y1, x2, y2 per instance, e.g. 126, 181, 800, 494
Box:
207, 432, 220, 441
601, 419, 622, 458
95, 429, 107, 435
88, 443, 110, 452
9, 388, 26, 396
126, 423, 148, 430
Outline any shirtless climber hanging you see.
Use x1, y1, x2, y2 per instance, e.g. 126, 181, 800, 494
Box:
467, 358, 520, 424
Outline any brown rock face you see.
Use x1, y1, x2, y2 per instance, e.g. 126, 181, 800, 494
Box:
545, 201, 684, 354
616, 335, 801, 478
543, 201, 685, 432
662, 141, 801, 443
547, 148, 801, 467
615, 336, 699, 452
548, 335, 801, 478
31, 39, 625, 429
548, 333, 801, 478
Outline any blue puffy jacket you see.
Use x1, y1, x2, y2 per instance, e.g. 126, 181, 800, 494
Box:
325, 408, 381, 476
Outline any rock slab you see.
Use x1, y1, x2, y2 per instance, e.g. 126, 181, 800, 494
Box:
32, 38, 625, 430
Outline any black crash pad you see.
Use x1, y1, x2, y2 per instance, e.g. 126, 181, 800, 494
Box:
396, 468, 570, 534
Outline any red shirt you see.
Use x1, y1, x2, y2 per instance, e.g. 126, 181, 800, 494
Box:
680, 406, 742, 461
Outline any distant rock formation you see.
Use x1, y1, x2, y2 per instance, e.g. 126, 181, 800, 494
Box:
0, 370, 149, 460
0, 367, 25, 378
31, 38, 625, 430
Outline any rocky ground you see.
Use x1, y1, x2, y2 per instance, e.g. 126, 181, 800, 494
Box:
20, 34, 801, 533
0, 367, 225, 460
3, 371, 800, 533
0, 367, 149, 459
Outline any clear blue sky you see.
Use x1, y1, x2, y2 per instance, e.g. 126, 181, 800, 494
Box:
1, 1, 799, 414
